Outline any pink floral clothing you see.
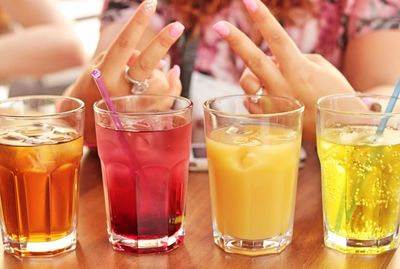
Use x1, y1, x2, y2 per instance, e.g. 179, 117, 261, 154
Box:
102, 0, 400, 83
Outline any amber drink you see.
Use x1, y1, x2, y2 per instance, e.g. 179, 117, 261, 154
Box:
0, 96, 84, 257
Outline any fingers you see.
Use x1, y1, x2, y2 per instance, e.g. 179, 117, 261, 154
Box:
101, 0, 157, 71
128, 22, 184, 80
242, 0, 304, 72
167, 65, 182, 96
213, 21, 285, 91
127, 50, 167, 69
240, 68, 263, 94
136, 66, 181, 111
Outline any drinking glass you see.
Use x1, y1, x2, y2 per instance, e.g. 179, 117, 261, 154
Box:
203, 94, 304, 255
0, 95, 85, 257
317, 93, 400, 254
94, 94, 192, 253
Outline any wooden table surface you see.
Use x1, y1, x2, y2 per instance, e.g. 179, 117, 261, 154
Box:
2, 142, 399, 269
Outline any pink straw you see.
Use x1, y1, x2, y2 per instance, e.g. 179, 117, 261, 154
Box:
91, 69, 123, 130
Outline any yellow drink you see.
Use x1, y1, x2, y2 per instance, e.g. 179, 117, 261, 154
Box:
206, 125, 301, 241
317, 126, 400, 254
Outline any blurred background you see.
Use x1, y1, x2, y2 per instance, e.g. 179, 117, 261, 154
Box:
1, 0, 102, 98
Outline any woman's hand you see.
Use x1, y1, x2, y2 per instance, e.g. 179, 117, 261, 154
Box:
64, 0, 183, 146
213, 0, 355, 141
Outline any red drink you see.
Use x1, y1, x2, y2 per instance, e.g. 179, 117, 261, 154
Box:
96, 117, 192, 253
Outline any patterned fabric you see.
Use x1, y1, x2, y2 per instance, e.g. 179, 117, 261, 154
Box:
102, 0, 400, 83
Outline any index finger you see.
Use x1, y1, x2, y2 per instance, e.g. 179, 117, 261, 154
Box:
101, 0, 157, 71
242, 0, 304, 71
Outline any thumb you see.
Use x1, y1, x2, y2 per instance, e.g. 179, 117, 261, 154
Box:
167, 65, 182, 96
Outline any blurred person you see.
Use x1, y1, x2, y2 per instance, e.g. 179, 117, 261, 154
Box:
98, 0, 400, 142
65, 0, 400, 146
0, 0, 86, 80
64, 0, 184, 147
212, 0, 400, 140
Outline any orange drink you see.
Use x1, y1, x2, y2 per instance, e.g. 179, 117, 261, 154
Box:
203, 95, 304, 256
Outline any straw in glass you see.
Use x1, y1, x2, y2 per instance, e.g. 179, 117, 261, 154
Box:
91, 69, 123, 130
334, 80, 400, 231
376, 80, 400, 136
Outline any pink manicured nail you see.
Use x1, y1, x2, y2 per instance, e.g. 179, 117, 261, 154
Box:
172, 65, 181, 78
169, 22, 185, 38
243, 0, 259, 12
213, 22, 230, 37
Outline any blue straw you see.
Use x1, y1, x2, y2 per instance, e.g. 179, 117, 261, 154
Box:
375, 80, 400, 136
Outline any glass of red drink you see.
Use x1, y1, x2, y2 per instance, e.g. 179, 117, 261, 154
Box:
94, 95, 192, 253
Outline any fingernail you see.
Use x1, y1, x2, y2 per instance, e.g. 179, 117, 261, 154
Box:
172, 65, 181, 78
213, 21, 230, 37
169, 22, 185, 38
243, 0, 259, 12
144, 0, 157, 14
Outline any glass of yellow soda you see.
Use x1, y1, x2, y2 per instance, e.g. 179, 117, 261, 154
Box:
0, 96, 85, 257
203, 95, 304, 256
317, 93, 400, 254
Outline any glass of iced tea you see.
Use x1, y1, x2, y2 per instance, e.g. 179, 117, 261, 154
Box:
317, 93, 400, 254
203, 95, 304, 256
93, 95, 192, 253
0, 95, 85, 257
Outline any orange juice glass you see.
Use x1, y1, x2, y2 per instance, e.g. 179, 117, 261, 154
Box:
203, 95, 304, 255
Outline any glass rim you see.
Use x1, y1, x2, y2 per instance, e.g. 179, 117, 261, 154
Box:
0, 95, 85, 119
93, 94, 193, 116
203, 94, 304, 117
316, 93, 400, 116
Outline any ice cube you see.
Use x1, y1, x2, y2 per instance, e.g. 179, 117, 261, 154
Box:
16, 123, 54, 136
339, 131, 359, 145
242, 137, 262, 146
127, 120, 153, 131
239, 151, 258, 169
134, 136, 150, 151
24, 137, 56, 145
226, 125, 239, 135
14, 148, 51, 171
2, 131, 29, 142
225, 125, 255, 136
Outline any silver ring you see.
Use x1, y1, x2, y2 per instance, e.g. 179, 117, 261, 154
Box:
255, 86, 264, 96
251, 85, 265, 103
125, 66, 149, 94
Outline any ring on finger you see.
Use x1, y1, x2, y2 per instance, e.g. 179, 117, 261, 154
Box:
251, 85, 265, 103
125, 66, 149, 94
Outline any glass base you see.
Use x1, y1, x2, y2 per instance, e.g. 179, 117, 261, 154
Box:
324, 229, 399, 254
2, 231, 76, 257
213, 230, 292, 256
109, 226, 185, 254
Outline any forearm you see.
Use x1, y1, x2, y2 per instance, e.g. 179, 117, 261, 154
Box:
0, 26, 86, 78
343, 30, 400, 93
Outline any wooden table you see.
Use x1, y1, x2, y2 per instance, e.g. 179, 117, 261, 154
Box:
2, 142, 399, 269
